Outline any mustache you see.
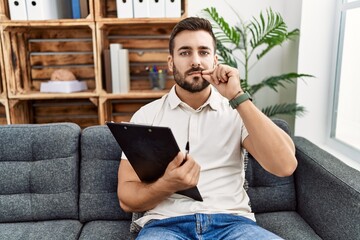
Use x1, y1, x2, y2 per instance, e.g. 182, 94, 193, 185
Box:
186, 67, 205, 75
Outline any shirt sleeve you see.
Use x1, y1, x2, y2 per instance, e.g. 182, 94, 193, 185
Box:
240, 120, 249, 145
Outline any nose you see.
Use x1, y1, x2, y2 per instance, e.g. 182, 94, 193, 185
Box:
191, 54, 201, 68
191, 63, 200, 68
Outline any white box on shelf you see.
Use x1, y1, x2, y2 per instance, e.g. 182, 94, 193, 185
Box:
116, 0, 134, 18
8, 0, 28, 20
165, 0, 181, 18
26, 0, 72, 20
149, 0, 165, 18
40, 80, 88, 93
133, 0, 149, 18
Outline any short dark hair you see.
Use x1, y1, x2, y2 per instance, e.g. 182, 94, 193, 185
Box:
169, 17, 217, 55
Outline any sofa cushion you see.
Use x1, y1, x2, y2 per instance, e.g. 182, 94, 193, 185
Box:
256, 211, 321, 240
79, 221, 136, 240
79, 125, 132, 222
0, 220, 82, 240
245, 119, 296, 213
0, 123, 80, 222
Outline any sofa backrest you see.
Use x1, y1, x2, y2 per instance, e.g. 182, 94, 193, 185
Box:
79, 125, 132, 222
0, 123, 80, 223
245, 119, 297, 213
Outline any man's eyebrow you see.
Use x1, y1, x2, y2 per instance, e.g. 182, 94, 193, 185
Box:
198, 46, 211, 50
177, 46, 212, 51
177, 46, 192, 51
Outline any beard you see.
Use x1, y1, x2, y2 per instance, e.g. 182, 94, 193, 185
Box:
172, 64, 210, 93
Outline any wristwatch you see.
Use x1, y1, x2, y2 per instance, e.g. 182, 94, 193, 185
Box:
229, 91, 252, 109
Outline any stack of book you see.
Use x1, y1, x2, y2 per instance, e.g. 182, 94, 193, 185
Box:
103, 43, 130, 94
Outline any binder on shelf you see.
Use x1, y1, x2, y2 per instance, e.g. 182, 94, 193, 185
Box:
110, 43, 122, 93
116, 0, 134, 18
165, 0, 181, 18
71, 0, 81, 19
133, 0, 149, 18
149, 0, 165, 18
79, 0, 89, 18
8, 0, 28, 20
26, 0, 72, 20
118, 48, 130, 93
103, 49, 113, 93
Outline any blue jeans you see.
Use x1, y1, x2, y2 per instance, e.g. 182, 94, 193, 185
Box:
136, 213, 283, 240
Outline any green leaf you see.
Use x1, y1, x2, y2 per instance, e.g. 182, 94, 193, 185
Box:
249, 9, 291, 60
261, 103, 306, 118
203, 7, 241, 46
249, 73, 314, 95
216, 41, 238, 68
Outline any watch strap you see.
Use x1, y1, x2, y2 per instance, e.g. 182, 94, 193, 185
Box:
229, 92, 252, 109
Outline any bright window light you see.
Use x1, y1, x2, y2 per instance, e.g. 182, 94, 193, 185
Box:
332, 2, 360, 151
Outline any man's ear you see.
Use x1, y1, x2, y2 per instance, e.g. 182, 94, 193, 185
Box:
167, 55, 173, 72
213, 55, 218, 68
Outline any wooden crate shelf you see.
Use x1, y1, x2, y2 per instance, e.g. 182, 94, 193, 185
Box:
9, 98, 99, 128
97, 21, 177, 94
0, 0, 187, 126
2, 24, 99, 98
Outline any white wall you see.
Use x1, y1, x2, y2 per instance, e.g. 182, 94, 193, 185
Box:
187, 0, 302, 131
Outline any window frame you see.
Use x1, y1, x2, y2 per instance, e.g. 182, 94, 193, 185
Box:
328, 0, 360, 161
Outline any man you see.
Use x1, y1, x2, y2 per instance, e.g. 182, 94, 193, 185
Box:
117, 17, 297, 239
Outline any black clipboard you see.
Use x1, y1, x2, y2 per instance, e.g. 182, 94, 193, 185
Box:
106, 122, 203, 201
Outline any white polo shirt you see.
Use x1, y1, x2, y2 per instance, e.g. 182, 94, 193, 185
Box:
124, 86, 254, 227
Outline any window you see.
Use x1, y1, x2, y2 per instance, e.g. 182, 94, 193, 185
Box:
332, 0, 360, 151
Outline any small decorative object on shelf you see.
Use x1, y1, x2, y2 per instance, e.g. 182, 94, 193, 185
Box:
148, 66, 166, 90
40, 69, 88, 93
50, 69, 77, 81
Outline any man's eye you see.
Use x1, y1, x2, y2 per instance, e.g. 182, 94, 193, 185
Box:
180, 51, 190, 56
200, 51, 210, 56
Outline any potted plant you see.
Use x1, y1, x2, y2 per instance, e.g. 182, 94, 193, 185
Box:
203, 7, 313, 118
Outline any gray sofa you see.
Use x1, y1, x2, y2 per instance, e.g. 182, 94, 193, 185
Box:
0, 121, 359, 240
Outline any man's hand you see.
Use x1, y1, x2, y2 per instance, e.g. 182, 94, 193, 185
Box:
201, 64, 243, 100
118, 152, 200, 212
158, 152, 201, 194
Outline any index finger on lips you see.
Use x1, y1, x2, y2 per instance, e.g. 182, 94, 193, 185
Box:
201, 68, 215, 75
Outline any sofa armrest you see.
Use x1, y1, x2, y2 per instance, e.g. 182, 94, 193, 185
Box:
294, 137, 360, 240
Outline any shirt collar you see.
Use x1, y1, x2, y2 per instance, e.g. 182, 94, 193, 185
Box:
168, 85, 221, 111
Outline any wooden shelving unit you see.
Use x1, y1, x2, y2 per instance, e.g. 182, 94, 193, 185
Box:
0, 0, 187, 127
